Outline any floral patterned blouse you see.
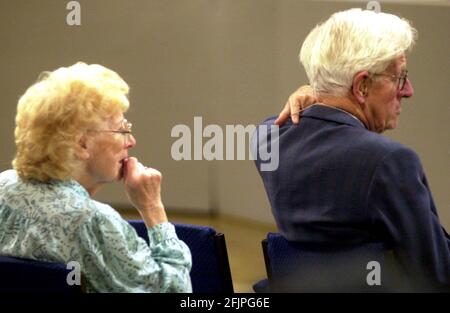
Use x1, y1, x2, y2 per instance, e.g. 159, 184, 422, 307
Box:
0, 170, 192, 293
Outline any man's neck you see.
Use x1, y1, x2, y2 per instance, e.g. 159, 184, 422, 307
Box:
317, 95, 370, 130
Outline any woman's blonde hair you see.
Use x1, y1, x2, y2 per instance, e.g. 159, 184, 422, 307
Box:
13, 62, 130, 182
299, 8, 417, 96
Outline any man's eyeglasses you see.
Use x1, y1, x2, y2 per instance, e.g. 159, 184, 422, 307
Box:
89, 119, 133, 144
371, 70, 408, 91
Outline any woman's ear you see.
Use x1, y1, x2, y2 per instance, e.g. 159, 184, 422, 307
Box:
76, 134, 90, 160
352, 71, 370, 104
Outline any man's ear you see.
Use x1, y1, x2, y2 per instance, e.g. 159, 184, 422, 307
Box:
351, 71, 370, 104
76, 134, 90, 160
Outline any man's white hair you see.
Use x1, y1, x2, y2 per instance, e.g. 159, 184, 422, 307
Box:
299, 8, 417, 96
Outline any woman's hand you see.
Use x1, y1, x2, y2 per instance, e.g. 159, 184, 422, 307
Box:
123, 157, 168, 227
274, 85, 317, 125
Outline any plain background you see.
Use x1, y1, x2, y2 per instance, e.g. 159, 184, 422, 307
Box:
0, 0, 448, 229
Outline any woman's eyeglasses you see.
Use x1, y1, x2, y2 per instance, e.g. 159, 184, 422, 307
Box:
89, 119, 133, 144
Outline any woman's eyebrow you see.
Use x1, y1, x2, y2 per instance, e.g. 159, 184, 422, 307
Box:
113, 118, 125, 129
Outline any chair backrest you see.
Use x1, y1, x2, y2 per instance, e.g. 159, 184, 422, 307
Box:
262, 233, 394, 292
0, 255, 82, 293
128, 220, 234, 293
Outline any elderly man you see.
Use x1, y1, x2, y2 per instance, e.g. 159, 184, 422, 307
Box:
255, 8, 449, 290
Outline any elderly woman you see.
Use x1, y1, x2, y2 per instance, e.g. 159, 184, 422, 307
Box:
0, 63, 192, 292
256, 8, 450, 290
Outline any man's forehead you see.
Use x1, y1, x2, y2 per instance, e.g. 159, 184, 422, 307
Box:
396, 54, 407, 69
387, 55, 407, 72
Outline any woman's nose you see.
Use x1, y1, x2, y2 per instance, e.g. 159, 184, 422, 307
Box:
125, 134, 136, 148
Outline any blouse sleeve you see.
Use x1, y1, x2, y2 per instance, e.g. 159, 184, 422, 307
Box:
75, 212, 192, 293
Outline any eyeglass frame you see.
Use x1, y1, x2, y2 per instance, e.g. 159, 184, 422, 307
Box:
370, 70, 409, 91
88, 119, 133, 144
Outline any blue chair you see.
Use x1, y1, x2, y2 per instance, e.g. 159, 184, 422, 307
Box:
128, 220, 234, 293
0, 255, 82, 293
254, 233, 396, 292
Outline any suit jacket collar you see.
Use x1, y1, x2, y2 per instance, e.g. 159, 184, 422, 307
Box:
302, 104, 366, 129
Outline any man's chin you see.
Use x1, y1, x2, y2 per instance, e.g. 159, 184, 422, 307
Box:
389, 119, 399, 130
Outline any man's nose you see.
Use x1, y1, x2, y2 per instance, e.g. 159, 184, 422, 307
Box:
400, 78, 414, 98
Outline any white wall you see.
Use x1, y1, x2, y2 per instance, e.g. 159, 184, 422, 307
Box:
0, 0, 448, 229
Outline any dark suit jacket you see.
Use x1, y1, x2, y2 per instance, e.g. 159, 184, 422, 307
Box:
254, 105, 450, 288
